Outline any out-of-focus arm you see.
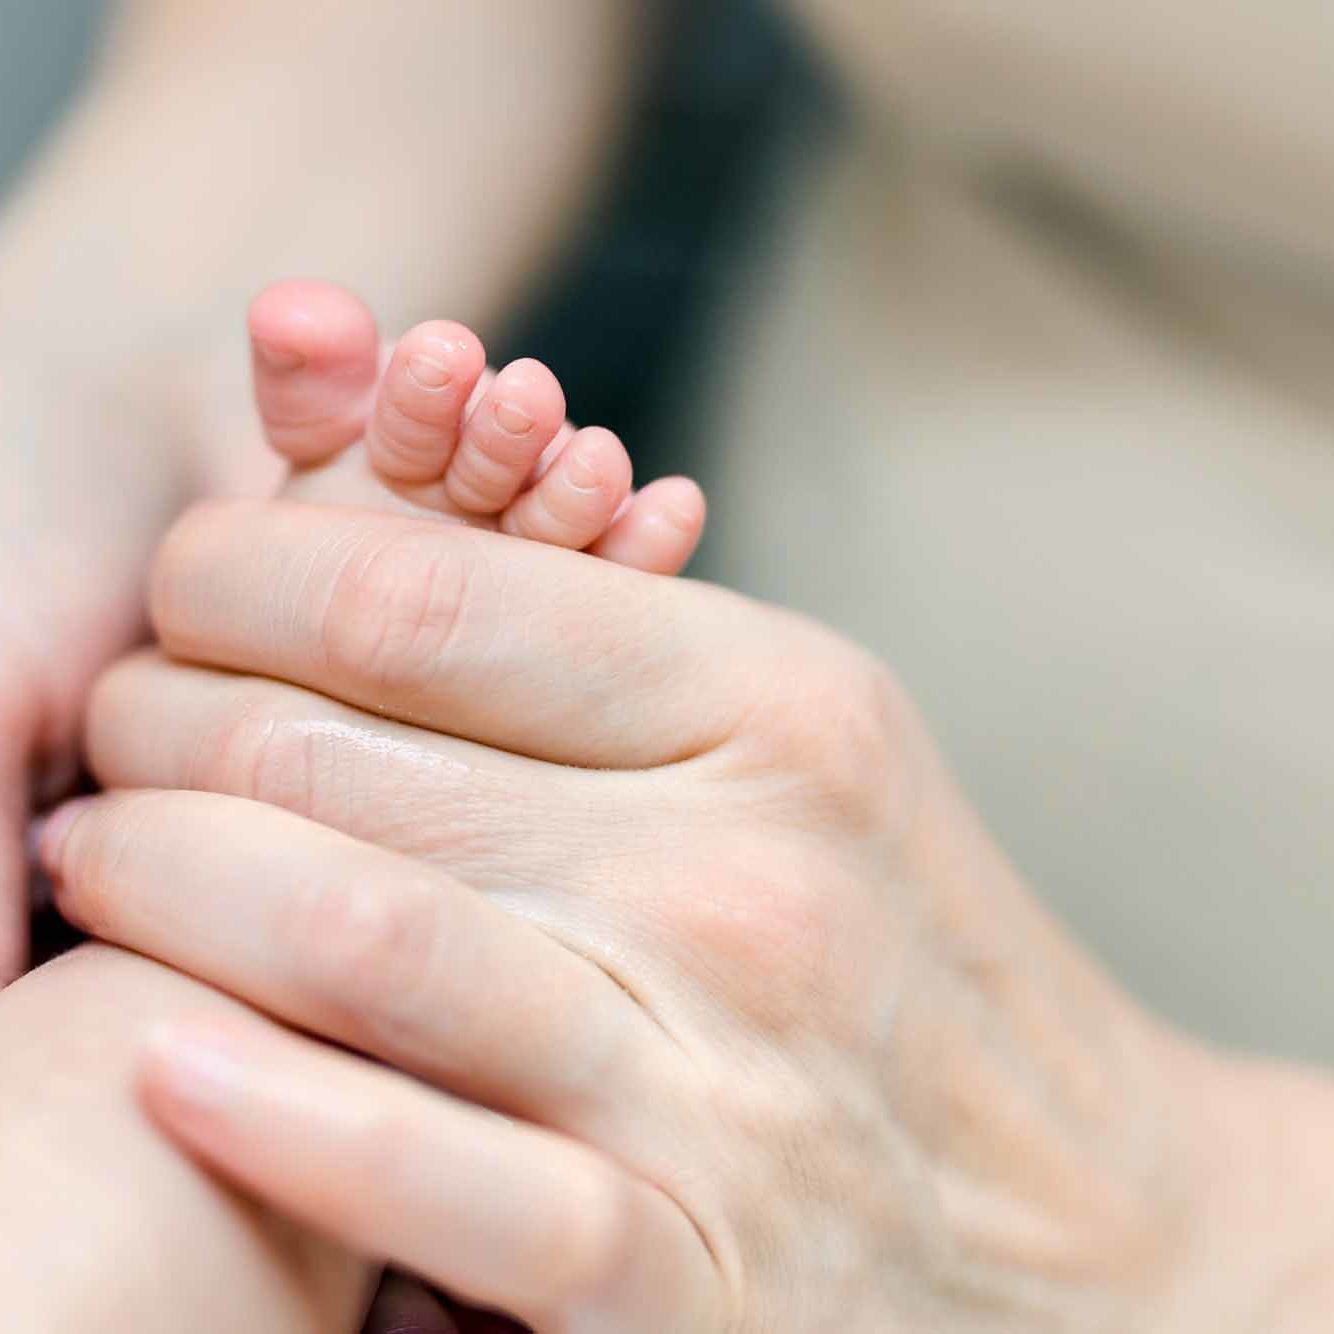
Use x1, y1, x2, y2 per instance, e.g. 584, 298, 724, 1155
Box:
0, 0, 649, 487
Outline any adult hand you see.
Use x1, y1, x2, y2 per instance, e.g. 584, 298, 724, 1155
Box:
52, 499, 1334, 1330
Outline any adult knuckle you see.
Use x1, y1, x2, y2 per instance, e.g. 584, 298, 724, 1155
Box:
286, 869, 435, 1039
762, 637, 910, 832
823, 653, 906, 785
191, 691, 277, 792
321, 531, 472, 697
668, 844, 836, 1031
194, 693, 337, 821
542, 1157, 634, 1304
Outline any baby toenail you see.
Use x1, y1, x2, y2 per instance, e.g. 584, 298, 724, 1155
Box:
567, 445, 602, 492
662, 500, 698, 530
493, 401, 534, 435
406, 354, 451, 390
255, 341, 306, 373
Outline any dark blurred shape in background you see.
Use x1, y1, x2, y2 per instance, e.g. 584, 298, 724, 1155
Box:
497, 0, 829, 479
0, 0, 105, 186
0, 0, 826, 483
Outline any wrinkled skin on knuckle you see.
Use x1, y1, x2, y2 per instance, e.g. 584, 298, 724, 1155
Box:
197, 698, 374, 834
196, 691, 511, 868
320, 530, 475, 700
240, 715, 336, 823
189, 690, 290, 804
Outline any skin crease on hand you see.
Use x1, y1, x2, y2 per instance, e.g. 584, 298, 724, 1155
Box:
41, 497, 1334, 1331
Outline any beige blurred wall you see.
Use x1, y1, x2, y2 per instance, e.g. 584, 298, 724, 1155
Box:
688, 117, 1334, 1066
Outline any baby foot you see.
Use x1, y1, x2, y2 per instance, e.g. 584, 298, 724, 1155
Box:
247, 280, 705, 575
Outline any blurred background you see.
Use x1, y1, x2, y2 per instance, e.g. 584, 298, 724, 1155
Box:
5, 1, 1334, 1062
0, 1, 103, 184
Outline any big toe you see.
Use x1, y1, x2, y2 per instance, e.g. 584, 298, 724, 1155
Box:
249, 279, 380, 466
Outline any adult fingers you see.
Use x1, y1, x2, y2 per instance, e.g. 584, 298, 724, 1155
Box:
248, 280, 380, 466
140, 1015, 722, 1331
41, 791, 663, 1134
86, 650, 618, 886
149, 499, 766, 768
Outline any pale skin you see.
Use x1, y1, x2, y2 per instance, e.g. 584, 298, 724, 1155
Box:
16, 268, 1334, 1326
0, 945, 370, 1334
0, 271, 705, 1334
0, 10, 698, 1309
0, 0, 652, 974
3, 269, 705, 1333
35, 475, 1334, 1330
0, 0, 690, 1321
1, 3, 1334, 1332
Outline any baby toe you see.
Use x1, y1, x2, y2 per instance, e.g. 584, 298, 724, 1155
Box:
587, 476, 707, 574
249, 279, 379, 466
499, 426, 632, 550
365, 321, 487, 485
445, 359, 567, 516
